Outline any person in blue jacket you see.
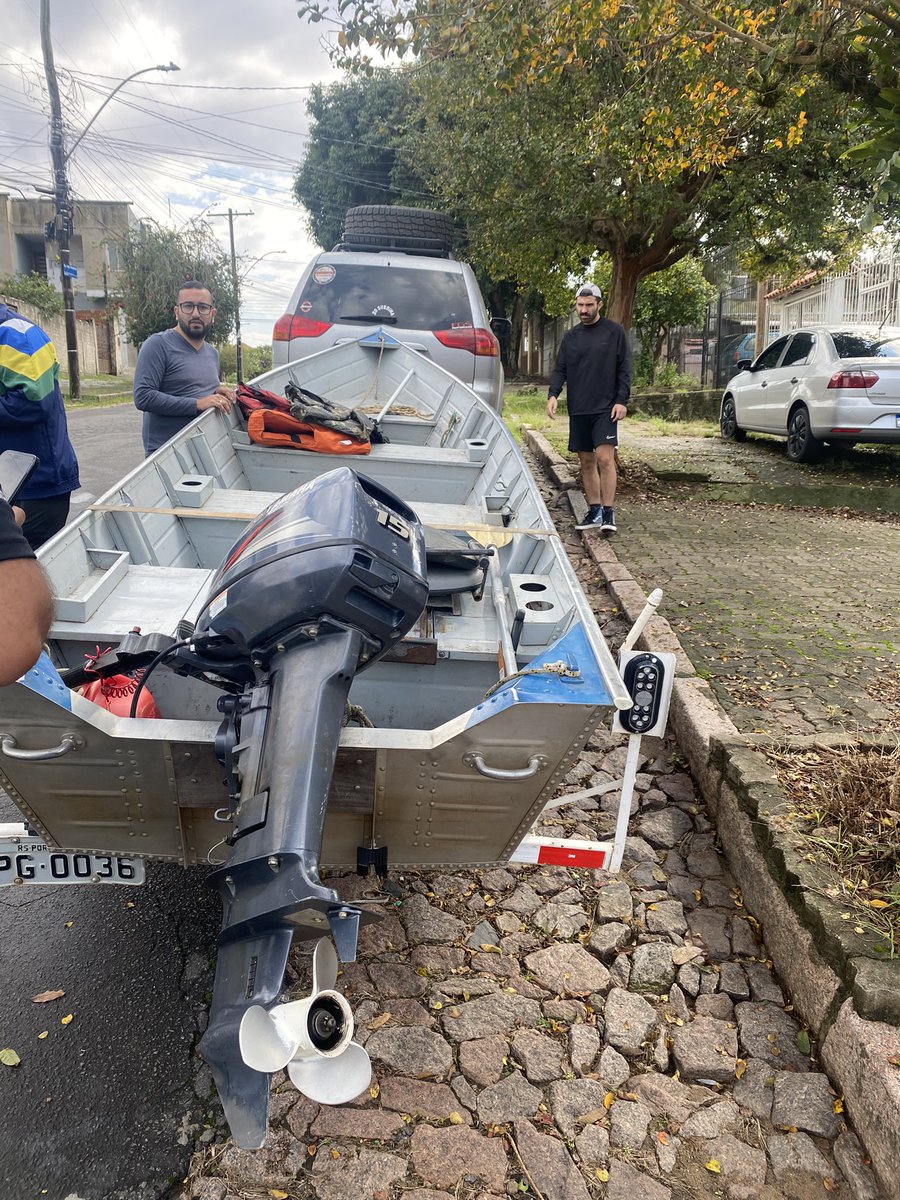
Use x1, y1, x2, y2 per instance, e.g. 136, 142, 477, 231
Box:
0, 300, 80, 550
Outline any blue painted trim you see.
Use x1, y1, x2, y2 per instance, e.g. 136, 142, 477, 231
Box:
358, 329, 402, 349
19, 651, 73, 711
465, 622, 611, 728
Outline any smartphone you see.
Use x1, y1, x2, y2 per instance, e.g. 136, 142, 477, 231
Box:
0, 450, 39, 504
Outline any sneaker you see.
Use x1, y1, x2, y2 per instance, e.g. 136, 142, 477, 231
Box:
575, 504, 603, 530
600, 506, 617, 532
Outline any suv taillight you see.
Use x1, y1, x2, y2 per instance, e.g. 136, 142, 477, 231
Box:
827, 369, 878, 389
273, 314, 333, 341
434, 327, 499, 357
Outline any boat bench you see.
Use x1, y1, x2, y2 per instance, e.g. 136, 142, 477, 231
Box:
233, 437, 483, 505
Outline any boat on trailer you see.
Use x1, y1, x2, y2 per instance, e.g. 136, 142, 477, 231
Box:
0, 332, 672, 1146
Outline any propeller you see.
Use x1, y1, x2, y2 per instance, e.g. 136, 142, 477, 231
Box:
239, 938, 371, 1105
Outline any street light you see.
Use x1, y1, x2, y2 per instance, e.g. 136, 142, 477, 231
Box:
239, 250, 287, 283
40, 0, 179, 398
65, 62, 180, 161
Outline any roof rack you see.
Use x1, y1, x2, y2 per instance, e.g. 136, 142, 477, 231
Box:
331, 237, 453, 259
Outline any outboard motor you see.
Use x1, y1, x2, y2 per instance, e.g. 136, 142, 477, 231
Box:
185, 467, 427, 1147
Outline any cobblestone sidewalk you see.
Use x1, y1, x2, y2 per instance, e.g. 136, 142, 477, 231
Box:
179, 490, 884, 1200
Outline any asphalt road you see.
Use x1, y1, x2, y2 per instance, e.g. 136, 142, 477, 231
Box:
0, 404, 222, 1200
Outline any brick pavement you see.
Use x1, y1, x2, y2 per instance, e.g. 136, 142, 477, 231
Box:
612, 494, 900, 736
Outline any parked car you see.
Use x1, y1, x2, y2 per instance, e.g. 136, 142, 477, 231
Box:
273, 206, 507, 412
728, 329, 777, 366
719, 325, 900, 461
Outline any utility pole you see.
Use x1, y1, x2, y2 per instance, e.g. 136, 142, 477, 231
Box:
40, 0, 80, 399
210, 209, 253, 381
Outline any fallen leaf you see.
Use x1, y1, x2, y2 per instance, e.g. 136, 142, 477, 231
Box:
330, 1149, 340, 1160
37, 1031, 48, 1040
269, 1191, 289, 1199
603, 1091, 615, 1109
656, 1131, 670, 1145
595, 1168, 609, 1182
60, 1014, 74, 1027
415, 967, 428, 977
31, 990, 65, 1004
367, 1013, 391, 1031
796, 1030, 811, 1055
823, 1179, 837, 1191
64, 922, 73, 929
448, 1111, 464, 1125
705, 1159, 721, 1174
735, 1059, 747, 1079
479, 944, 501, 954
576, 1108, 607, 1125
833, 1098, 844, 1114
868, 899, 889, 909
368, 1083, 380, 1099
0, 1048, 20, 1068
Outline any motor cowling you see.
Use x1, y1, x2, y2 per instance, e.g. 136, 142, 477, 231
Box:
193, 466, 428, 664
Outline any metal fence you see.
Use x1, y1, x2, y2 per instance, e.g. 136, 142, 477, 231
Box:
700, 280, 759, 388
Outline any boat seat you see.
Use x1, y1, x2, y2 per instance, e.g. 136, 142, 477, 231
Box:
424, 528, 487, 598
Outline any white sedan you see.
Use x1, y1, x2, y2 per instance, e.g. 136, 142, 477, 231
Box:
719, 325, 900, 461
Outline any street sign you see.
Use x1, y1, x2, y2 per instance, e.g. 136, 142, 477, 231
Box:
63, 264, 77, 278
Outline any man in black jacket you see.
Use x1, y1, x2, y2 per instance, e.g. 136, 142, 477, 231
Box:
546, 284, 631, 533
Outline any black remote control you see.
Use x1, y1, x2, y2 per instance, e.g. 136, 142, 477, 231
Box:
620, 652, 664, 733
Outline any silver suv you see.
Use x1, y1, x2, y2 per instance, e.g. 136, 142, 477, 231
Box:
272, 207, 506, 411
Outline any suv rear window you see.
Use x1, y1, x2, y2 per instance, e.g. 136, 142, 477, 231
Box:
832, 332, 900, 358
298, 264, 473, 332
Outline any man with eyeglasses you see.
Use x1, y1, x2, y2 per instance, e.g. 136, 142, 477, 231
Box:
133, 280, 235, 455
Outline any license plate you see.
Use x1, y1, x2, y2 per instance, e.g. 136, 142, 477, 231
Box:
0, 840, 145, 887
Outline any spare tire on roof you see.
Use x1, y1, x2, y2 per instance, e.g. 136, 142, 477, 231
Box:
342, 205, 455, 254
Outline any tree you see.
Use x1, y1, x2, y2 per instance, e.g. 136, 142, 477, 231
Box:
294, 72, 431, 249
293, 71, 531, 371
631, 257, 715, 366
670, 1, 899, 213
0, 272, 63, 318
116, 221, 237, 347
297, 0, 875, 327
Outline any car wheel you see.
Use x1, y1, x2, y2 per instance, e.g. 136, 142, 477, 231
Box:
342, 206, 455, 253
786, 405, 822, 462
720, 396, 746, 442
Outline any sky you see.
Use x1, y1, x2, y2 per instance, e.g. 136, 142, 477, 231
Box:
0, 0, 347, 345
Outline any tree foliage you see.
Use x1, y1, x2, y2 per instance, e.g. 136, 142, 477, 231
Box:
297, 0, 876, 327
293, 72, 433, 249
116, 221, 237, 347
0, 272, 64, 318
293, 71, 533, 370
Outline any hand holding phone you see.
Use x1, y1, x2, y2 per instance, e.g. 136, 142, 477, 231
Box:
0, 450, 38, 504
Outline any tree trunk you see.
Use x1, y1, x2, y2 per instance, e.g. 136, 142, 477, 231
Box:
605, 256, 643, 329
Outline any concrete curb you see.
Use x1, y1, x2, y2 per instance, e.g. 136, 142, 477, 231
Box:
524, 424, 900, 1199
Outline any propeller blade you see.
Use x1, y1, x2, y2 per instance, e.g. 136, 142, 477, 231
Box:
287, 1040, 372, 1105
311, 936, 339, 994
239, 1004, 296, 1074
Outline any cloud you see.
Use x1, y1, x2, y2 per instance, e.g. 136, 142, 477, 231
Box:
1, 0, 344, 345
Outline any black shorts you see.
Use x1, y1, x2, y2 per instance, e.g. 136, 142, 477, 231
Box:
568, 411, 618, 452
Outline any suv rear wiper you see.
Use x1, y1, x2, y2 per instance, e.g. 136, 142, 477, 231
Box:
339, 314, 398, 324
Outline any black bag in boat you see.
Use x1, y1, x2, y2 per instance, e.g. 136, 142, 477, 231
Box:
283, 381, 389, 444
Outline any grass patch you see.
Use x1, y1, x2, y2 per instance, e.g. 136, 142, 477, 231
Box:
64, 392, 133, 409
767, 742, 900, 955
502, 384, 718, 452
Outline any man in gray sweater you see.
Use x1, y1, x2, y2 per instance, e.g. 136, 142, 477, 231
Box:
133, 280, 235, 455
